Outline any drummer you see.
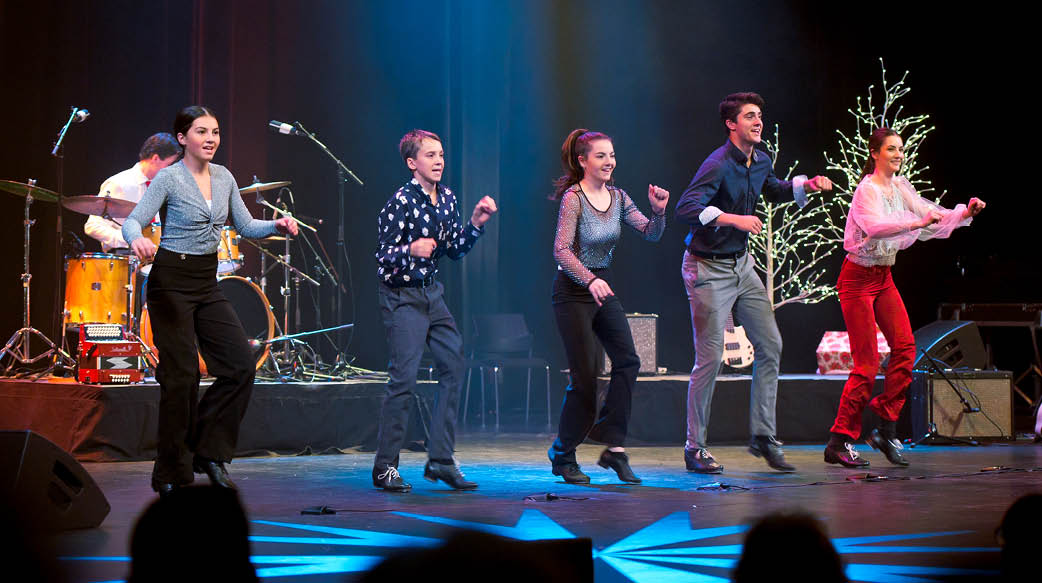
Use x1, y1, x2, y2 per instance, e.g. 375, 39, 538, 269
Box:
85, 133, 181, 252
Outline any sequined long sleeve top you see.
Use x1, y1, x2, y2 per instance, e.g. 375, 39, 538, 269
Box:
553, 185, 666, 286
844, 175, 970, 267
376, 179, 483, 286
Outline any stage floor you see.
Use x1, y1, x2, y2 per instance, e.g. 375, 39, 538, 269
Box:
54, 434, 1039, 582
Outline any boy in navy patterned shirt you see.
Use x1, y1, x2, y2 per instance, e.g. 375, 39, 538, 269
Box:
371, 129, 497, 491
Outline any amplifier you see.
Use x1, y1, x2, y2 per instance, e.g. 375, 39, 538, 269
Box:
906, 370, 1013, 439
600, 313, 658, 375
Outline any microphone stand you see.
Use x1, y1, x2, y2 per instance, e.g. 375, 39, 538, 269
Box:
910, 349, 981, 447
292, 121, 362, 367
49, 108, 83, 374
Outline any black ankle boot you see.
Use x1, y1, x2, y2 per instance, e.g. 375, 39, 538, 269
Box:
193, 458, 237, 490
597, 449, 641, 484
867, 426, 909, 466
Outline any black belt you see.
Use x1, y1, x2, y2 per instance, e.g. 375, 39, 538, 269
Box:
691, 248, 746, 261
392, 273, 437, 288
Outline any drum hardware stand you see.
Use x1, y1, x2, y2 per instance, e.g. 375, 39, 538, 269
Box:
296, 226, 345, 364
253, 189, 326, 377
0, 179, 76, 376
240, 237, 318, 379
291, 121, 363, 355
255, 323, 354, 382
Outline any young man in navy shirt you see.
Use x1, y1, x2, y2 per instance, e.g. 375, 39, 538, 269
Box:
676, 93, 833, 474
372, 129, 497, 491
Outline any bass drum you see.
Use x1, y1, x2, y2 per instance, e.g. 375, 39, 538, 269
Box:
139, 276, 274, 375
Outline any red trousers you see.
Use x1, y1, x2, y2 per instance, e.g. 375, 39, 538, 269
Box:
830, 259, 916, 440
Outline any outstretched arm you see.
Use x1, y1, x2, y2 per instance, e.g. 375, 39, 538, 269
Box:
620, 186, 667, 242
895, 177, 975, 241
443, 194, 492, 260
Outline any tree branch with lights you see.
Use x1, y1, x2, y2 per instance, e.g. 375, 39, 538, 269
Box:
824, 58, 945, 204
750, 125, 843, 309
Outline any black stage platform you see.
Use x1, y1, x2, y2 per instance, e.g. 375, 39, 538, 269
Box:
45, 436, 1042, 582
0, 377, 438, 461
1, 373, 894, 462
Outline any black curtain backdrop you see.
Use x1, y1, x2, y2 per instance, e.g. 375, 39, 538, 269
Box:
1, 1, 1034, 378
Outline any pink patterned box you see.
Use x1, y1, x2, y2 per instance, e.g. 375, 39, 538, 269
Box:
815, 330, 890, 375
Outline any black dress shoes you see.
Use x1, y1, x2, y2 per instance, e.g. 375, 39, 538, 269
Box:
823, 442, 870, 468
424, 460, 478, 490
193, 459, 238, 490
597, 449, 642, 484
152, 481, 179, 498
749, 435, 797, 472
866, 428, 910, 466
372, 465, 412, 492
684, 447, 723, 474
552, 463, 591, 484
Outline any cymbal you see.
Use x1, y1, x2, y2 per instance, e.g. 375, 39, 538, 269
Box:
61, 195, 138, 218
258, 236, 289, 243
239, 180, 291, 194
0, 180, 59, 202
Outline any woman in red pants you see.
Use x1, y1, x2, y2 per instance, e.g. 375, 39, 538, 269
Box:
824, 127, 985, 468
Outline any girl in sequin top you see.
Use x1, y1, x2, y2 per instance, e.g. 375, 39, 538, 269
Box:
825, 127, 985, 469
547, 128, 669, 485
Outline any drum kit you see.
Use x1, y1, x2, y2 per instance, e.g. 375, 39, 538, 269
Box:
0, 177, 351, 383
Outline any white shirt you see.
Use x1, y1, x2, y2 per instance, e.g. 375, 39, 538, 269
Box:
844, 175, 971, 267
84, 162, 151, 252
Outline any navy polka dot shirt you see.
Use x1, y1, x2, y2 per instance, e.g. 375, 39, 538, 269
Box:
376, 179, 483, 287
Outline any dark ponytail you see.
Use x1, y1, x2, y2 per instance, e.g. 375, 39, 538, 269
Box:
173, 105, 219, 139
860, 127, 899, 182
551, 128, 611, 200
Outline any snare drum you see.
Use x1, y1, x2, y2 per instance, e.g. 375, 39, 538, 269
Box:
139, 276, 274, 374
138, 222, 162, 276
217, 226, 243, 274
64, 253, 136, 326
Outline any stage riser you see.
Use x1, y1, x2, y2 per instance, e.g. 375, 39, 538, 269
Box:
615, 376, 903, 445
6, 372, 1005, 461
0, 380, 433, 462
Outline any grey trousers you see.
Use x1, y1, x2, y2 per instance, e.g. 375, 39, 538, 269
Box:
374, 281, 463, 469
682, 250, 783, 448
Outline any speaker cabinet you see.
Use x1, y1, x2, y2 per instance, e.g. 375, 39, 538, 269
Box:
600, 313, 658, 375
910, 320, 988, 371
0, 431, 110, 530
906, 371, 1013, 439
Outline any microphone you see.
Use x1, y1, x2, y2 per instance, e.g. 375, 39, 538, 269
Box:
268, 120, 303, 136
65, 230, 85, 254
73, 109, 90, 123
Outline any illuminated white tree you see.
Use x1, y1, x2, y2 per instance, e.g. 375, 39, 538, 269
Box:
825, 58, 945, 203
750, 125, 843, 309
751, 59, 943, 310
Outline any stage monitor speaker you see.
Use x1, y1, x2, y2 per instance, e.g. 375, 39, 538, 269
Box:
600, 313, 658, 375
906, 371, 1013, 439
0, 431, 110, 530
910, 320, 987, 371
